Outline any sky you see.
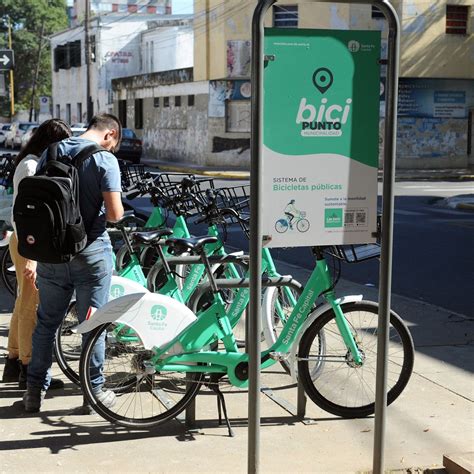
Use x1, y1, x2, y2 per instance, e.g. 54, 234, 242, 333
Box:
172, 0, 194, 15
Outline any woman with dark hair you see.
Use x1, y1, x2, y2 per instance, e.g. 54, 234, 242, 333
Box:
2, 118, 72, 389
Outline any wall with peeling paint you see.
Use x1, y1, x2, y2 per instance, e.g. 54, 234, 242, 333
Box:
113, 69, 250, 167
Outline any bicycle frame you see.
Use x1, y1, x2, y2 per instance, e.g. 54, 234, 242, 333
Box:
151, 254, 362, 388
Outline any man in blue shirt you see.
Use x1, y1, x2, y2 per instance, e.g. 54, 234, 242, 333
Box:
23, 113, 124, 412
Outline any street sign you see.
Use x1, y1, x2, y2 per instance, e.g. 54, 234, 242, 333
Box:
262, 29, 381, 248
39, 96, 51, 114
0, 49, 14, 71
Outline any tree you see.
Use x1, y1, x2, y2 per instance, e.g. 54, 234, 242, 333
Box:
0, 0, 68, 117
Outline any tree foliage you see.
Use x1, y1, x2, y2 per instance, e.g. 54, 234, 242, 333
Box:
0, 0, 68, 116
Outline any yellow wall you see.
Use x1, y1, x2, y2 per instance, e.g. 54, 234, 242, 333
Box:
194, 0, 254, 81
194, 1, 474, 80
398, 0, 473, 78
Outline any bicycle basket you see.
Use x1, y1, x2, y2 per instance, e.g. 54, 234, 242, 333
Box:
324, 244, 381, 263
154, 174, 216, 217
119, 161, 147, 188
218, 185, 250, 237
154, 173, 215, 200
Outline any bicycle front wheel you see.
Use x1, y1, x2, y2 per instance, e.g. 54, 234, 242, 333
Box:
80, 321, 204, 428
296, 219, 310, 233
298, 301, 414, 418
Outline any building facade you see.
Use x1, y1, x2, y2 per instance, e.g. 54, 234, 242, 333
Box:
67, 0, 172, 26
116, 1, 473, 169
50, 8, 190, 125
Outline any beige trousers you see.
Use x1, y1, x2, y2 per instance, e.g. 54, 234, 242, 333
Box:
7, 232, 39, 364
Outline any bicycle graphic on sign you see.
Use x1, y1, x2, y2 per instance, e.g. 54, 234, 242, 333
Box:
275, 200, 310, 233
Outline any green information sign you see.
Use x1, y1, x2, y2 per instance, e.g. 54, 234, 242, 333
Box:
262, 28, 381, 247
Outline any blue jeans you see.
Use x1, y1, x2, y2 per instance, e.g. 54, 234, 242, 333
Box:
28, 236, 113, 391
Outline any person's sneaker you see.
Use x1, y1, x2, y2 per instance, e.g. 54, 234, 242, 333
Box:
1, 356, 20, 383
76, 389, 116, 415
49, 378, 65, 390
93, 388, 116, 408
22, 386, 46, 413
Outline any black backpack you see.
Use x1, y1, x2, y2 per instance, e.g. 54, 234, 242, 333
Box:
13, 142, 104, 264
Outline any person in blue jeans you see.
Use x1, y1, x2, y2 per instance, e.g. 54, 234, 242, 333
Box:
22, 113, 124, 413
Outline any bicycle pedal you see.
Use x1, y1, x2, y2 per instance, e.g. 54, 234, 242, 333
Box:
269, 352, 289, 362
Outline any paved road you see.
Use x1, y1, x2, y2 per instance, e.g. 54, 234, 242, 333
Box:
128, 179, 474, 318
2, 147, 472, 317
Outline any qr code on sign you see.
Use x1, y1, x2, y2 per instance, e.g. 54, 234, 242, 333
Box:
356, 211, 367, 225
344, 212, 355, 225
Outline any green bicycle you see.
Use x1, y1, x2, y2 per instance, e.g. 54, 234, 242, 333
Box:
77, 241, 414, 429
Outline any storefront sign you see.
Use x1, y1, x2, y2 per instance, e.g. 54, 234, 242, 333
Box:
398, 78, 471, 119
262, 29, 381, 247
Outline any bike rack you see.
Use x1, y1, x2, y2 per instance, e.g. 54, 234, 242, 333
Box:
249, 1, 400, 473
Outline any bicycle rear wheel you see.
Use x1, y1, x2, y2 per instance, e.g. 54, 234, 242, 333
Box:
54, 301, 81, 385
1, 247, 16, 296
298, 301, 414, 418
80, 321, 204, 428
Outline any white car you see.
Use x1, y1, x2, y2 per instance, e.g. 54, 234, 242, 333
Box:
71, 126, 87, 137
0, 124, 11, 146
20, 125, 39, 149
5, 122, 38, 149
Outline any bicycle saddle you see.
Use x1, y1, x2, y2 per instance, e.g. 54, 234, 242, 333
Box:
109, 210, 137, 228
165, 236, 218, 253
132, 229, 173, 244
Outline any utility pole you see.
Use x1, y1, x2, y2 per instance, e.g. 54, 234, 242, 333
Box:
7, 16, 14, 119
29, 17, 46, 122
85, 0, 93, 122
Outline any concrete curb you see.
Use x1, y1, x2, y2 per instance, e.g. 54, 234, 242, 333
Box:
142, 158, 474, 181
147, 164, 474, 182
456, 202, 474, 211
393, 174, 474, 182
142, 160, 250, 179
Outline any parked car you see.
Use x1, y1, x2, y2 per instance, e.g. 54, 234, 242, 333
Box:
70, 122, 87, 129
20, 125, 39, 149
5, 122, 38, 149
71, 126, 86, 137
115, 128, 142, 164
0, 124, 11, 146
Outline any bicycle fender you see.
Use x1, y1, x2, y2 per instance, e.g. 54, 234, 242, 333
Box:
109, 275, 149, 299
74, 292, 197, 351
287, 294, 363, 381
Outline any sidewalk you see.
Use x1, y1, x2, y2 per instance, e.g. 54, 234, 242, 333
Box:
0, 259, 472, 473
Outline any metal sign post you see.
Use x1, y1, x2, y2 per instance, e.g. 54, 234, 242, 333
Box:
249, 1, 400, 473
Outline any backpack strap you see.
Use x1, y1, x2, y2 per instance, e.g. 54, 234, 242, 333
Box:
72, 143, 106, 169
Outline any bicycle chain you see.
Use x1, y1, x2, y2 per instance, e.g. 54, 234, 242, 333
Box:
134, 369, 235, 389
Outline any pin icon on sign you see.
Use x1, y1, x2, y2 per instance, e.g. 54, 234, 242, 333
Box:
312, 68, 334, 94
